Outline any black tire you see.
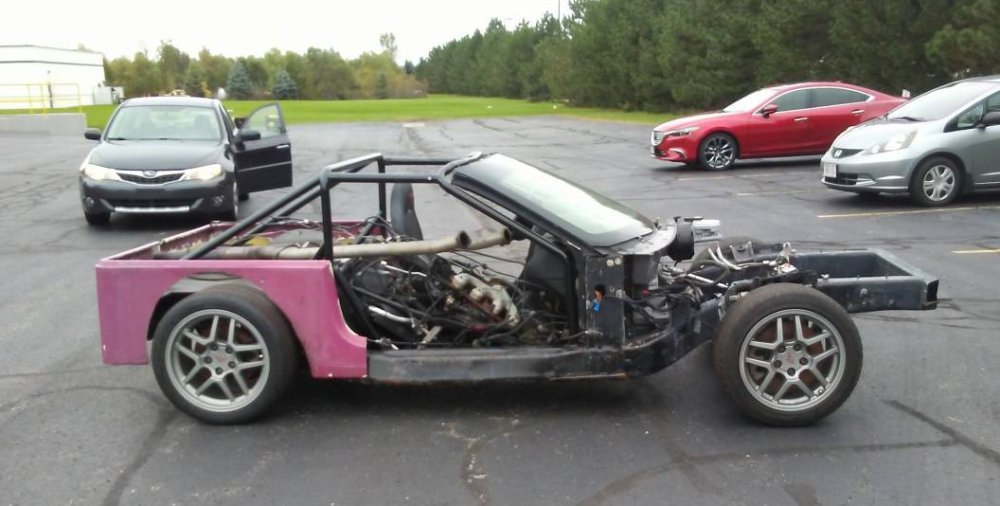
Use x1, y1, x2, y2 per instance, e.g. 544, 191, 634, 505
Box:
84, 211, 110, 226
909, 156, 962, 207
712, 283, 862, 426
217, 183, 239, 221
698, 133, 738, 171
238, 192, 250, 202
151, 284, 298, 424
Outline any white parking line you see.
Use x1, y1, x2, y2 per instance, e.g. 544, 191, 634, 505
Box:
953, 248, 1000, 254
675, 175, 728, 182
818, 205, 1000, 219
674, 172, 796, 182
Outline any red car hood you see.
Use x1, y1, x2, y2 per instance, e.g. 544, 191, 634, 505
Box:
654, 111, 742, 131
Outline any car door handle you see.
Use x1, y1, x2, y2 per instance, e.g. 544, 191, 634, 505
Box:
276, 144, 290, 150
793, 117, 809, 123
851, 109, 865, 115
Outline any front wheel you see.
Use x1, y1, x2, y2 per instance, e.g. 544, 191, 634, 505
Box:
909, 157, 961, 207
712, 283, 862, 426
151, 284, 298, 424
698, 133, 738, 171
217, 183, 239, 221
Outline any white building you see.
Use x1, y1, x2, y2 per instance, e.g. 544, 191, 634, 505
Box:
0, 45, 107, 110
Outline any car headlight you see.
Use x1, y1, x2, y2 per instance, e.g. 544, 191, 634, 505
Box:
80, 163, 122, 181
651, 126, 699, 145
866, 130, 917, 155
182, 164, 223, 181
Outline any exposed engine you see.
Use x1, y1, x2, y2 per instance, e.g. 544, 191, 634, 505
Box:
340, 247, 571, 349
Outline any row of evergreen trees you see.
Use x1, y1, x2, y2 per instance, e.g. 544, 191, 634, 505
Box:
416, 0, 1000, 111
103, 34, 425, 100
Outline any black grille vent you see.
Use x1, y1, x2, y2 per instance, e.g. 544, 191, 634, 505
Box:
117, 172, 183, 184
824, 174, 858, 186
108, 198, 193, 208
831, 148, 862, 159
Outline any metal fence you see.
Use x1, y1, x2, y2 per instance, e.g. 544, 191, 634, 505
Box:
0, 83, 82, 112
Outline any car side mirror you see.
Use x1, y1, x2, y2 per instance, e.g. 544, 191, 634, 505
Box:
84, 128, 102, 140
978, 111, 1000, 128
760, 104, 779, 118
236, 129, 261, 142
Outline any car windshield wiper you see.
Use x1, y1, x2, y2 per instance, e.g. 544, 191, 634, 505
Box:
106, 136, 131, 140
888, 115, 924, 122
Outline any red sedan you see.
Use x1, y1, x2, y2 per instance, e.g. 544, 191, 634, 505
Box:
650, 82, 906, 170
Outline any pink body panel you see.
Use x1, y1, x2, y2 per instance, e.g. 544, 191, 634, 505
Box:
96, 227, 368, 378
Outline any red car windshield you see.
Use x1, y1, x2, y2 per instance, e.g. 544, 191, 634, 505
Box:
723, 88, 778, 113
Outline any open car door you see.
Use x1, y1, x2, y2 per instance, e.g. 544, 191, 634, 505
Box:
233, 103, 293, 193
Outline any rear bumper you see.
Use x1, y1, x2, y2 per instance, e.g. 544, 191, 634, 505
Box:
79, 174, 234, 214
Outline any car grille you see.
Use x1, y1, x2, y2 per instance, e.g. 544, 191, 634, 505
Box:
831, 148, 862, 159
824, 174, 858, 186
116, 171, 184, 185
107, 198, 194, 208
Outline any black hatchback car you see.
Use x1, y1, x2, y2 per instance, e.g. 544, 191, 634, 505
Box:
79, 97, 293, 225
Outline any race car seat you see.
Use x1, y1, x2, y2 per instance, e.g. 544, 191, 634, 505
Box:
390, 183, 424, 240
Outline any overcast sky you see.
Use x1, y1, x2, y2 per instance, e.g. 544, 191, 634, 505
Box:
1, 0, 567, 63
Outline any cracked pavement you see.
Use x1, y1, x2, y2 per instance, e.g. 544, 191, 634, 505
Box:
1, 117, 999, 505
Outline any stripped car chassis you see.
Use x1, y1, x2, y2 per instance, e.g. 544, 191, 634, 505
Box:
98, 151, 939, 425
180, 152, 937, 381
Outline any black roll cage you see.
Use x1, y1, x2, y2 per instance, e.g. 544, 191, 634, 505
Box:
183, 152, 582, 332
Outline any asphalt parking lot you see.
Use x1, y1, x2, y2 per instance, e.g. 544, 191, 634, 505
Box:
1, 116, 999, 505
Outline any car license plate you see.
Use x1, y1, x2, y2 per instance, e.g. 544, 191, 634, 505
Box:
822, 162, 837, 178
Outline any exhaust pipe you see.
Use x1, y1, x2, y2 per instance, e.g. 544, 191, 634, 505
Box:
153, 228, 511, 260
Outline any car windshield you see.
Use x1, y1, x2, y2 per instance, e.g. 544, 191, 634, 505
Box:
722, 88, 778, 113
105, 105, 221, 141
887, 81, 997, 121
454, 154, 654, 247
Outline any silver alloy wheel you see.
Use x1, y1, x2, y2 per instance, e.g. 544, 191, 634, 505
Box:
738, 309, 846, 413
922, 164, 956, 202
164, 309, 270, 413
703, 136, 735, 169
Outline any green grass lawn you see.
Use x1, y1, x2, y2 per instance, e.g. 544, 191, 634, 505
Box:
0, 95, 675, 129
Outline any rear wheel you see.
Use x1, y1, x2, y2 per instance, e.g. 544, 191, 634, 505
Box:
712, 283, 862, 426
151, 284, 298, 424
910, 157, 961, 207
698, 133, 738, 171
84, 211, 110, 226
